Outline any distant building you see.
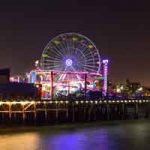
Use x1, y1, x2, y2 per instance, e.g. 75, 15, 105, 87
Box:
0, 68, 10, 83
0, 82, 40, 99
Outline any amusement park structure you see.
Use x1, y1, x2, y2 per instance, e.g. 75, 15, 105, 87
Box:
1, 33, 150, 124
28, 33, 109, 100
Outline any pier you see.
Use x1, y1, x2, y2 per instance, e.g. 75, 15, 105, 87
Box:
0, 99, 149, 124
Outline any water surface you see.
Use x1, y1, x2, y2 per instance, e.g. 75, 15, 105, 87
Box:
0, 120, 149, 150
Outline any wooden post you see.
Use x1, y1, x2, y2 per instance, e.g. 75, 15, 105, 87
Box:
88, 105, 93, 121
66, 109, 69, 120
145, 103, 150, 118
98, 105, 102, 120
34, 102, 37, 124
56, 103, 58, 121
72, 103, 75, 122
94, 105, 97, 121
66, 102, 69, 120
135, 103, 139, 119
22, 104, 26, 123
121, 103, 124, 119
44, 103, 48, 122
83, 106, 86, 121
106, 103, 110, 120
9, 103, 12, 121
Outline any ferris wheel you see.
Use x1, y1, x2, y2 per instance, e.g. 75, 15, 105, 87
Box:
40, 33, 101, 73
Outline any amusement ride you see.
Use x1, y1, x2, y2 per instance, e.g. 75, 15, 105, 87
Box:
28, 33, 108, 99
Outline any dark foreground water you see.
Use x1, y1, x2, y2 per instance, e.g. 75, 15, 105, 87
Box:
0, 120, 149, 150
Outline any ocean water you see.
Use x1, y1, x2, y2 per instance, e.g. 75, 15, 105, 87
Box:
0, 120, 149, 150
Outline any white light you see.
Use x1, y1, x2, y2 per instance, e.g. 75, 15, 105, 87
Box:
120, 86, 124, 90
31, 101, 35, 104
102, 59, 108, 64
66, 59, 73, 66
65, 101, 69, 104
75, 101, 79, 104
35, 60, 39, 66
12, 101, 17, 105
116, 88, 121, 93
137, 87, 143, 91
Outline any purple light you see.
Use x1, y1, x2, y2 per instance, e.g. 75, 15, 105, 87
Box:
102, 59, 108, 96
66, 59, 73, 66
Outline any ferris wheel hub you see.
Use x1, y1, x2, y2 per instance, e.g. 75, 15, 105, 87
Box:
66, 59, 73, 66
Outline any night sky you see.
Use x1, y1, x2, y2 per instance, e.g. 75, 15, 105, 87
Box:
0, 0, 150, 86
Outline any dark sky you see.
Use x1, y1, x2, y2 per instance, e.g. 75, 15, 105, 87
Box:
0, 0, 150, 86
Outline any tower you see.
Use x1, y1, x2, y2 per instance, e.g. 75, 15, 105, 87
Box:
102, 59, 108, 96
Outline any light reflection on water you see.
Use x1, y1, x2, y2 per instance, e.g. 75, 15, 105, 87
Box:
0, 133, 41, 150
0, 121, 149, 150
43, 129, 110, 150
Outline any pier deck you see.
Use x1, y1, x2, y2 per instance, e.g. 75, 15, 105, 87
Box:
0, 99, 149, 124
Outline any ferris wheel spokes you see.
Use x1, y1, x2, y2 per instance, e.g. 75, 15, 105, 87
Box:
41, 33, 101, 74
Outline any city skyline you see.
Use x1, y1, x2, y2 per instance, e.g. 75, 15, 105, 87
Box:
0, 0, 150, 86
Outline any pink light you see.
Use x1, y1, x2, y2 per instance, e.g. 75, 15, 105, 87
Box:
32, 69, 102, 76
102, 59, 108, 96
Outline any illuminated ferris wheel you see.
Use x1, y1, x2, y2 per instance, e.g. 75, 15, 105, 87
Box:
40, 33, 101, 73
